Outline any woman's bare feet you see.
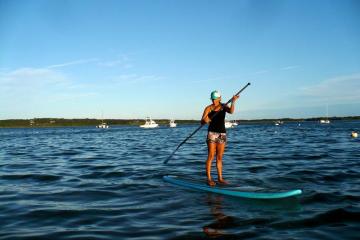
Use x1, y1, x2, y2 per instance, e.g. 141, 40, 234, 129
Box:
218, 179, 229, 185
207, 179, 216, 187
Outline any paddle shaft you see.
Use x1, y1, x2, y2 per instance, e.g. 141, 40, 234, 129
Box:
164, 82, 250, 164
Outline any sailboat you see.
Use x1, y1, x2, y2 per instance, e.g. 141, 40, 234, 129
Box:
320, 105, 330, 124
96, 112, 109, 128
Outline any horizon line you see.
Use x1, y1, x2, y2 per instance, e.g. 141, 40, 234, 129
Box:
1, 115, 359, 121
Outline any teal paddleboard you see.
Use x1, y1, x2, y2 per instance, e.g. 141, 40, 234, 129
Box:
163, 175, 302, 199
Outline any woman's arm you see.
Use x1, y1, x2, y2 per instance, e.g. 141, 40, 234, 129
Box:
201, 106, 212, 125
225, 95, 239, 114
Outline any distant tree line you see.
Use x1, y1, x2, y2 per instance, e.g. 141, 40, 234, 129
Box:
0, 116, 359, 128
0, 118, 198, 128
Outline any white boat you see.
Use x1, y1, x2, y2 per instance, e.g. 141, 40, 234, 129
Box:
275, 120, 284, 126
320, 105, 330, 124
140, 117, 159, 128
97, 112, 109, 128
225, 120, 233, 129
97, 122, 109, 128
320, 119, 330, 124
169, 119, 177, 128
231, 121, 238, 126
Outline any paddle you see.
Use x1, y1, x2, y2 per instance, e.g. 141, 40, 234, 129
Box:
164, 82, 251, 164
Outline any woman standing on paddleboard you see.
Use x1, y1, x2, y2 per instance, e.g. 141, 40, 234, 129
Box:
201, 91, 239, 187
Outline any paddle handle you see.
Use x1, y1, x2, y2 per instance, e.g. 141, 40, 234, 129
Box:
164, 124, 203, 164
225, 82, 251, 105
209, 82, 251, 121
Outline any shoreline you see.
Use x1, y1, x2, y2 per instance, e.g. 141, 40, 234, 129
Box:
0, 116, 359, 128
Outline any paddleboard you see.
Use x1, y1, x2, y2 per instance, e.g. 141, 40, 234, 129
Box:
163, 175, 302, 199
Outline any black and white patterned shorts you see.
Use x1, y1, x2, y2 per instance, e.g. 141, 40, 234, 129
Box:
207, 131, 227, 144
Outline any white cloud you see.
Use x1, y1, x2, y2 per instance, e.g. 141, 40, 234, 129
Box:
45, 55, 133, 69
280, 65, 300, 70
300, 73, 360, 102
0, 55, 163, 118
98, 61, 134, 69
112, 74, 163, 84
201, 75, 236, 83
47, 58, 98, 69
251, 70, 269, 75
0, 67, 68, 87
0, 66, 98, 103
97, 55, 133, 69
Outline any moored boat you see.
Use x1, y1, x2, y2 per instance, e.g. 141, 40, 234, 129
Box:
169, 119, 177, 128
140, 117, 159, 128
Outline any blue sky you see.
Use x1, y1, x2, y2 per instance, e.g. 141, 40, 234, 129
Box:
1, 0, 359, 120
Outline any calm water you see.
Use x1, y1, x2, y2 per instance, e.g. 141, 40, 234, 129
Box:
0, 121, 359, 239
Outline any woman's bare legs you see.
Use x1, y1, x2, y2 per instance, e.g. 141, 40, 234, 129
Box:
206, 142, 217, 186
216, 143, 228, 184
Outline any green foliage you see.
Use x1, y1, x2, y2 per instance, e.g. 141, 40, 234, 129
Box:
0, 116, 359, 128
0, 118, 198, 128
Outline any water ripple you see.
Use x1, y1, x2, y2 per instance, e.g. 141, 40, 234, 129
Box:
0, 122, 359, 239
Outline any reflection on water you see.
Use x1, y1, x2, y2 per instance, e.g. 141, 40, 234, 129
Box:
202, 193, 303, 238
203, 194, 235, 238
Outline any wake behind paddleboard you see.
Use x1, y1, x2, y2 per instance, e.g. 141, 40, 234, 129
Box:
163, 175, 302, 199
